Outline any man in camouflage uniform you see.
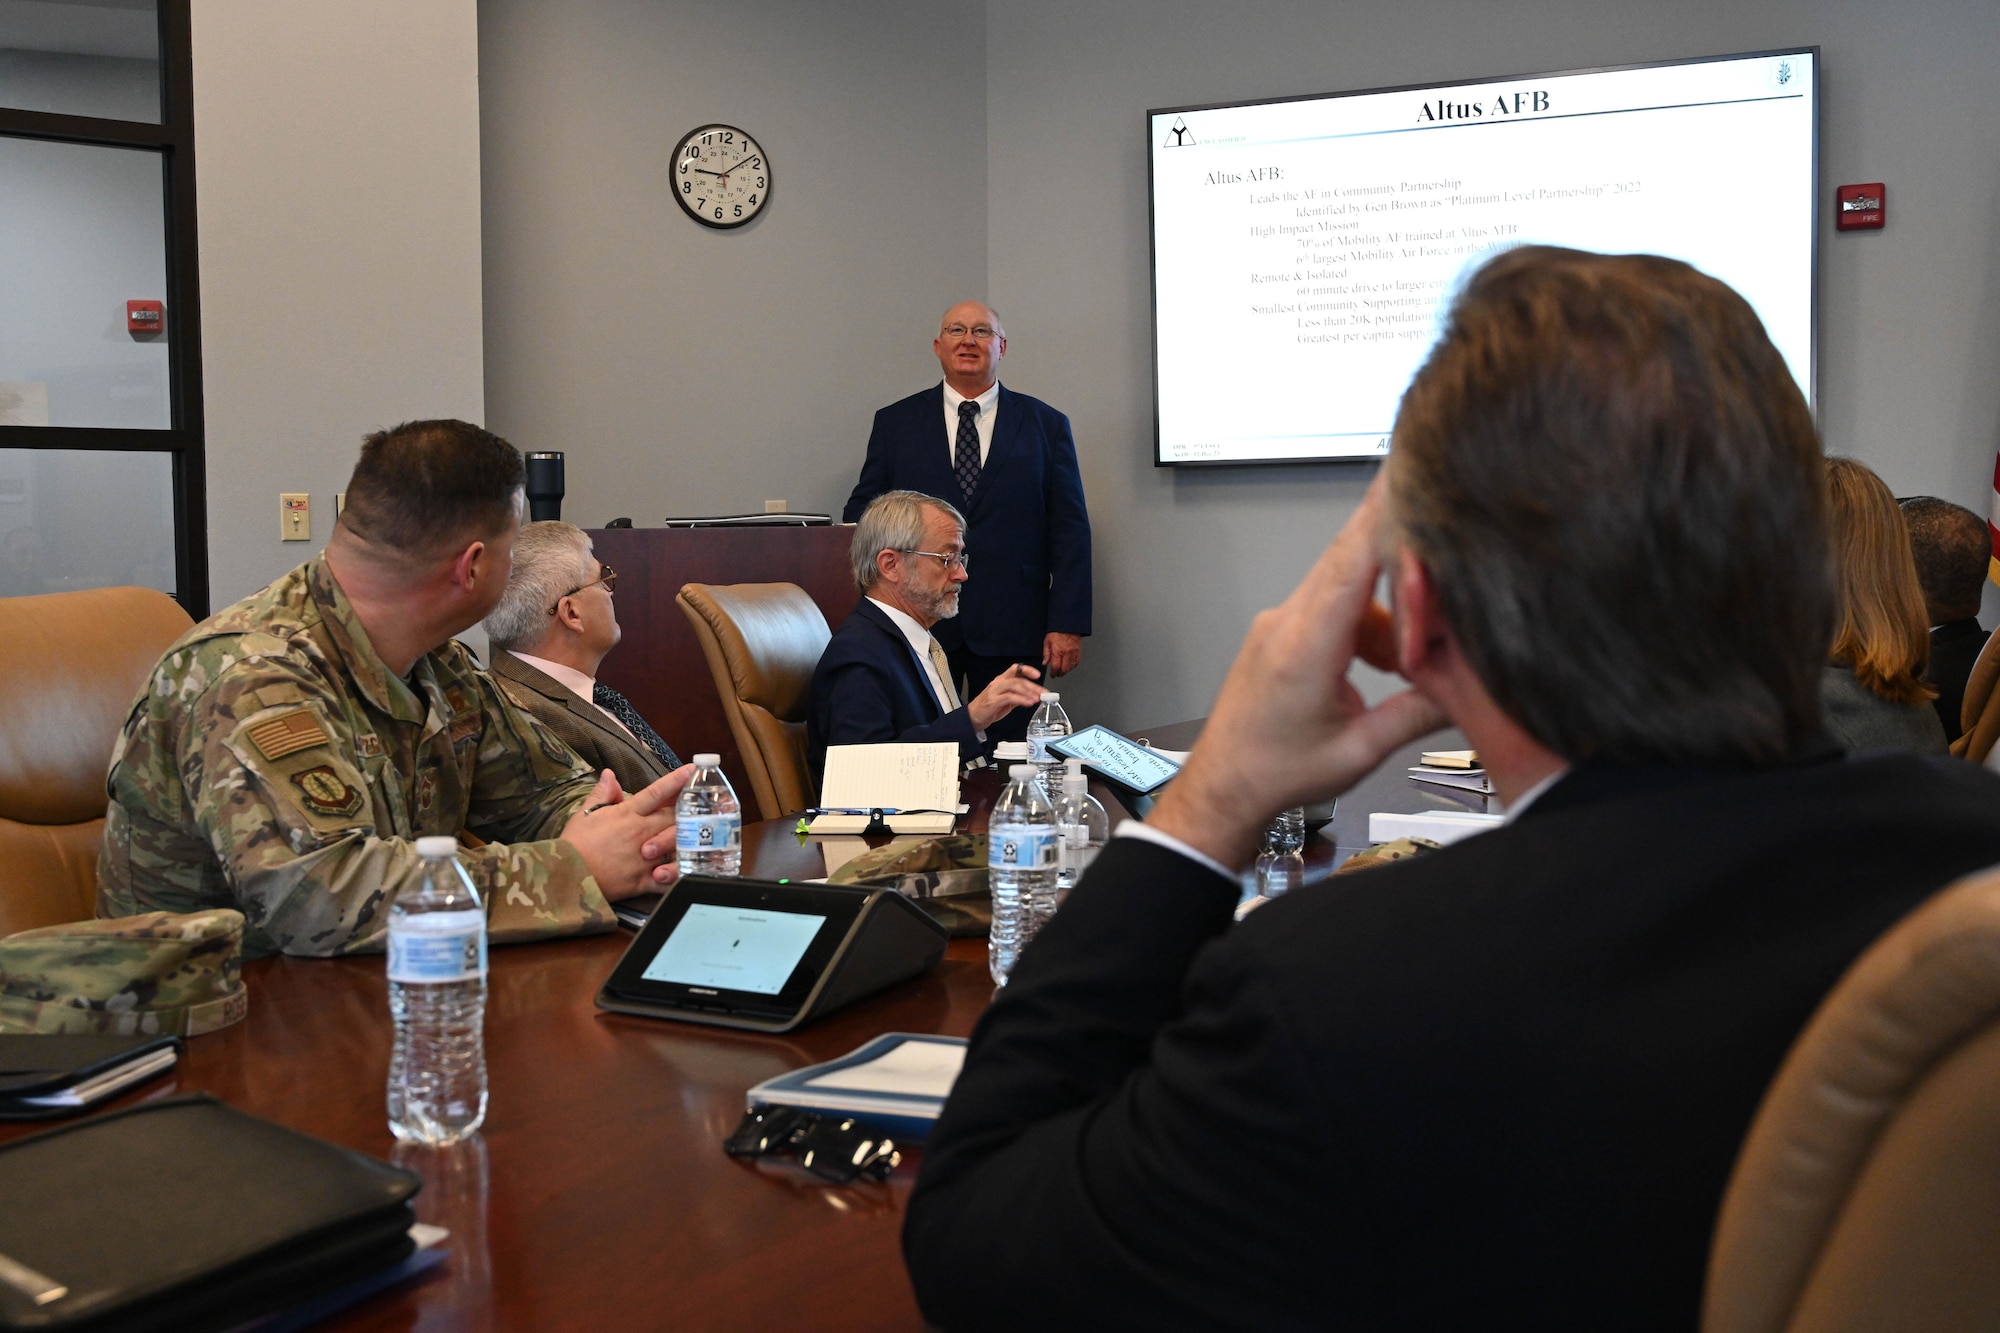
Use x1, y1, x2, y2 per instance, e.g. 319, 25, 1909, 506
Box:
97, 420, 691, 958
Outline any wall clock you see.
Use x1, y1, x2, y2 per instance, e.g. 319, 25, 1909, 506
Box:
673, 124, 771, 229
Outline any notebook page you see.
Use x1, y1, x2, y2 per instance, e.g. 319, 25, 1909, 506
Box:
819, 743, 960, 812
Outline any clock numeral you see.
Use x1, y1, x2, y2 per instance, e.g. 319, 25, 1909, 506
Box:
743, 157, 761, 170
682, 181, 692, 194
748, 194, 757, 204
756, 177, 765, 189
700, 132, 712, 145
721, 131, 734, 144
696, 198, 707, 209
733, 204, 742, 218
678, 160, 689, 174
714, 206, 723, 219
684, 145, 699, 158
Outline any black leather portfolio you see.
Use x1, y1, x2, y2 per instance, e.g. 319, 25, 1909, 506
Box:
0, 1036, 182, 1121
0, 1095, 419, 1332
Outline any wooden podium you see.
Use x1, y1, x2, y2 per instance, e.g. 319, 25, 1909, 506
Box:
586, 524, 855, 794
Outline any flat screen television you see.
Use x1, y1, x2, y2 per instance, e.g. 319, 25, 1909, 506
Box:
1148, 48, 1818, 466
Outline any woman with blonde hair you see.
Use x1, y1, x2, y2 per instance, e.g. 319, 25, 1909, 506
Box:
1821, 457, 1949, 753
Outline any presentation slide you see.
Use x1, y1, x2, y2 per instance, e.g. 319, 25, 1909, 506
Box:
1149, 49, 1816, 465
643, 904, 827, 995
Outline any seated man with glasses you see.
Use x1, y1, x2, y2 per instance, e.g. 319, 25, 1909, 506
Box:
842, 300, 1092, 743
98, 420, 693, 958
483, 521, 680, 798
808, 490, 1046, 783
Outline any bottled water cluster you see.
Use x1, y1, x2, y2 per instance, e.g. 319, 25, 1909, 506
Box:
388, 837, 490, 1146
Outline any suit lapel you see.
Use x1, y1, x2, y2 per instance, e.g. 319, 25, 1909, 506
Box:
855, 599, 944, 723
495, 651, 663, 776
966, 384, 1026, 514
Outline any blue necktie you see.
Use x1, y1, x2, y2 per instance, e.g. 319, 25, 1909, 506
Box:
953, 400, 981, 505
592, 682, 680, 770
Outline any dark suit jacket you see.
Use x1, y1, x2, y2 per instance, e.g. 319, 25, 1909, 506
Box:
1929, 617, 1988, 743
906, 752, 2000, 1331
806, 598, 980, 782
488, 650, 671, 797
842, 384, 1091, 658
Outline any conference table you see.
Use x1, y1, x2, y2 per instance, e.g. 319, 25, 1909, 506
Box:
3, 723, 1480, 1331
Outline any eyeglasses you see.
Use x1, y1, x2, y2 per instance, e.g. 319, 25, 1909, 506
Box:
939, 324, 1000, 341
723, 1106, 902, 1184
900, 549, 971, 572
547, 563, 616, 615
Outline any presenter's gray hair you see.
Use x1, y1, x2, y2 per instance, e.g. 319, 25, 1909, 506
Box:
484, 520, 596, 652
852, 491, 964, 591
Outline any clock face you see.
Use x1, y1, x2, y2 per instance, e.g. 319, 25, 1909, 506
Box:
673, 124, 770, 229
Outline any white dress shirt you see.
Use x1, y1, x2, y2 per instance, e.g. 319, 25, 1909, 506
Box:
510, 650, 640, 744
942, 380, 1001, 467
867, 598, 958, 715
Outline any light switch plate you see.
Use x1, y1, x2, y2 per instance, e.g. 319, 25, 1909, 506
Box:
281, 493, 310, 541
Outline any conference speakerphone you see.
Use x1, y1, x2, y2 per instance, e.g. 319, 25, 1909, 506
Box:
596, 877, 948, 1033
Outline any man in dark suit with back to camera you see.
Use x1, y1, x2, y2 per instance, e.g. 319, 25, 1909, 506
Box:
1899, 495, 1991, 743
905, 249, 2000, 1330
808, 490, 1045, 782
843, 300, 1091, 740
483, 520, 680, 796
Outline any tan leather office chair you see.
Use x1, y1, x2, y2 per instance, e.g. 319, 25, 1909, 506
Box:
0, 586, 193, 935
676, 582, 830, 820
1950, 627, 2000, 763
1704, 866, 2000, 1333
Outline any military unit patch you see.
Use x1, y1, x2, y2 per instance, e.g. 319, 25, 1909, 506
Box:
246, 710, 329, 760
289, 765, 365, 818
355, 733, 383, 759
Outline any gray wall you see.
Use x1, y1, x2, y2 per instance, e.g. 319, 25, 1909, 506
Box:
193, 0, 487, 606
477, 0, 989, 532
475, 0, 2000, 733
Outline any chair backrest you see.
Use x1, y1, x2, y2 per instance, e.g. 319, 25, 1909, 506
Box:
1951, 628, 2000, 763
0, 587, 193, 935
1703, 865, 2000, 1333
675, 582, 830, 820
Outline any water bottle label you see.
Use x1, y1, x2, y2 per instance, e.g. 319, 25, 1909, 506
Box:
1027, 737, 1049, 763
989, 824, 1058, 870
677, 813, 742, 852
388, 911, 487, 983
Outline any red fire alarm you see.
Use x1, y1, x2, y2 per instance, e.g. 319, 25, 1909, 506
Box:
1835, 183, 1885, 231
126, 299, 164, 334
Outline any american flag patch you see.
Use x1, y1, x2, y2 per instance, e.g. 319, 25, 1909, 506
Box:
246, 709, 329, 760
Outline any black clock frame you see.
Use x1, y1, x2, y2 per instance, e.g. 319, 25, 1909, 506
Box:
672, 123, 771, 230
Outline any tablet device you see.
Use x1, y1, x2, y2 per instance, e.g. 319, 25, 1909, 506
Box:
597, 876, 947, 1032
1047, 724, 1182, 797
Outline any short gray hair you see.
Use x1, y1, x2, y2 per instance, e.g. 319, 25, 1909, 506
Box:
851, 491, 963, 591
485, 520, 595, 652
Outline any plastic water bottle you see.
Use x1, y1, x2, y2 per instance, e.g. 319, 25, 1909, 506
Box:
988, 763, 1059, 986
1254, 807, 1308, 900
388, 837, 489, 1146
676, 753, 742, 876
1026, 691, 1072, 795
1054, 758, 1109, 895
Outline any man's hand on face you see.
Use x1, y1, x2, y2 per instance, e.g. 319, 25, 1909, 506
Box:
1042, 632, 1083, 678
1147, 476, 1448, 872
560, 765, 698, 900
969, 662, 1045, 731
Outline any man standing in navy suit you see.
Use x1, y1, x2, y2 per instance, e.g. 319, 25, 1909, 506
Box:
843, 301, 1092, 740
808, 491, 1048, 782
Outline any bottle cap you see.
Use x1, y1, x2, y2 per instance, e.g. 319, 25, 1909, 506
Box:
1040, 691, 1058, 702
693, 753, 721, 767
1009, 764, 1039, 782
415, 836, 458, 859
994, 741, 1030, 760
1066, 757, 1084, 774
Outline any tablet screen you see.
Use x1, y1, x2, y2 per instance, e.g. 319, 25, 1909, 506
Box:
640, 904, 828, 995
1048, 725, 1183, 794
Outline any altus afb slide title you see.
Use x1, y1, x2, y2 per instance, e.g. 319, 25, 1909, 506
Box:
1416, 89, 1550, 123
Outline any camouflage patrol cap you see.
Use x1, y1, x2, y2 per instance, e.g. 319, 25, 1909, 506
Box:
828, 834, 988, 898
0, 910, 248, 1037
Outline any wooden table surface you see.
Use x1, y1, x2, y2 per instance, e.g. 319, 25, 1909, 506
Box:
2, 721, 1482, 1331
